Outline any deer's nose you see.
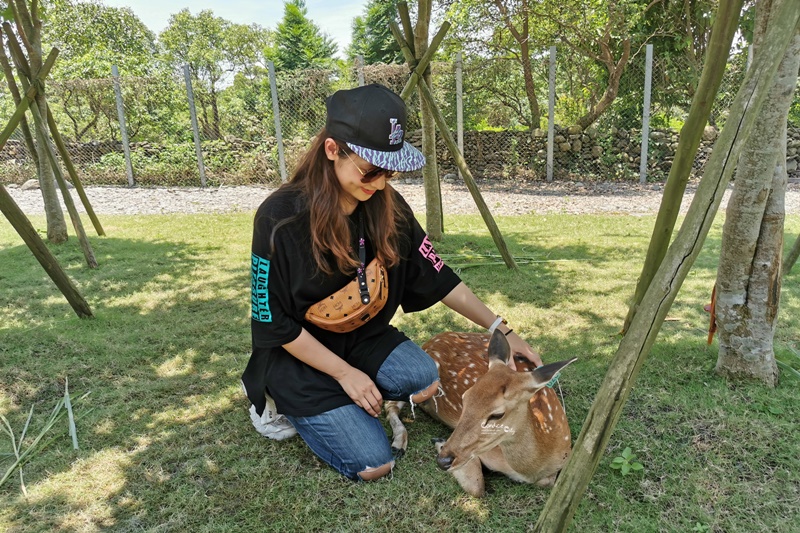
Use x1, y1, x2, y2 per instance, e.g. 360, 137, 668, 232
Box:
437, 454, 454, 471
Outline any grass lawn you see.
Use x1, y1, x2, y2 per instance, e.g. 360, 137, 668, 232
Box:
1, 210, 798, 533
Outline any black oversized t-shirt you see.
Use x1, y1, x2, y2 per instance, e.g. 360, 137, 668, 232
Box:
241, 185, 461, 417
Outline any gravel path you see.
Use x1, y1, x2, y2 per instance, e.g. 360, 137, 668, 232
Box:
6, 178, 800, 216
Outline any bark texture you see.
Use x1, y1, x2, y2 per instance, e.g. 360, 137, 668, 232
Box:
414, 0, 443, 240
621, 0, 744, 333
715, 11, 800, 386
533, 1, 800, 529
3, 7, 67, 243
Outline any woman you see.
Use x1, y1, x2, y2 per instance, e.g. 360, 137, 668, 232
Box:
242, 84, 542, 482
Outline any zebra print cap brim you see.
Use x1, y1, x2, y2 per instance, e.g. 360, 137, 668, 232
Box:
347, 141, 426, 172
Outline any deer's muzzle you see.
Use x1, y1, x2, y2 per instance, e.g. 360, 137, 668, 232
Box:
436, 453, 454, 471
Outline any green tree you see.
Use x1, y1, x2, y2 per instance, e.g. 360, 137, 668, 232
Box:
39, 0, 157, 141
43, 0, 156, 79
347, 0, 403, 64
442, 0, 546, 129
274, 0, 337, 70
160, 9, 229, 139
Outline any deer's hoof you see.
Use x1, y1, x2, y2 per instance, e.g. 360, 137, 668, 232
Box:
391, 447, 405, 460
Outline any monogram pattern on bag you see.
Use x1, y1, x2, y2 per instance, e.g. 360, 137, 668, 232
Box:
305, 261, 388, 333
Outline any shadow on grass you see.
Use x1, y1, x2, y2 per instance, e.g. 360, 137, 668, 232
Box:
0, 217, 798, 532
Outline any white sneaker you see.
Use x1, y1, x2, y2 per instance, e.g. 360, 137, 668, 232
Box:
248, 396, 297, 441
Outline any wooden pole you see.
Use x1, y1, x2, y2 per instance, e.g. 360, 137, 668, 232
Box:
621, 0, 746, 333
533, 3, 800, 529
0, 47, 58, 150
784, 233, 800, 274
399, 21, 451, 101
390, 21, 518, 270
4, 33, 98, 269
45, 107, 105, 236
397, 2, 415, 56
0, 34, 39, 174
0, 185, 93, 318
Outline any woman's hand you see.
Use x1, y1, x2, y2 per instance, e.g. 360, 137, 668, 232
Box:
504, 331, 543, 369
336, 366, 383, 417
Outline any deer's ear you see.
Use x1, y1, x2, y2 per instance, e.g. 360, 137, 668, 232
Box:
527, 357, 577, 389
487, 328, 511, 365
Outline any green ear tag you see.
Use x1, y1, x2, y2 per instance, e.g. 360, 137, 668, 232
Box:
545, 373, 560, 388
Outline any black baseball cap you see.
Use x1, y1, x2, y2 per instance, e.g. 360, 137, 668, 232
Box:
325, 84, 425, 172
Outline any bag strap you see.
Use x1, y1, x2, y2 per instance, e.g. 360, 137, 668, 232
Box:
357, 212, 371, 305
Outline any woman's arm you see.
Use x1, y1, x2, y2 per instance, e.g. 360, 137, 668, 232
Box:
282, 329, 383, 417
440, 282, 543, 368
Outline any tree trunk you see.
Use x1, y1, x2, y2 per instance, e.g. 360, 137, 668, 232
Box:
784, 233, 800, 273
621, 0, 745, 334
33, 92, 68, 243
715, 9, 800, 386
414, 0, 443, 240
519, 35, 541, 130
534, 1, 800, 529
3, 8, 67, 243
210, 77, 221, 140
576, 38, 631, 130
493, 0, 540, 129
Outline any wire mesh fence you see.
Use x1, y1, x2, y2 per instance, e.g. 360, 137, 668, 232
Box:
2, 45, 798, 188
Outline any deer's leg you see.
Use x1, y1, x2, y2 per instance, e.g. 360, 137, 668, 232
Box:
450, 457, 486, 497
385, 401, 408, 457
377, 341, 441, 458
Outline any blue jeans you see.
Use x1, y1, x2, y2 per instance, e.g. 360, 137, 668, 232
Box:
285, 340, 439, 480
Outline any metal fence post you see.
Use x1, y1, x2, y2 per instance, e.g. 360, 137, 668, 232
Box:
639, 43, 653, 184
356, 55, 365, 86
456, 51, 464, 180
547, 46, 556, 183
111, 65, 135, 186
183, 65, 207, 187
268, 61, 288, 183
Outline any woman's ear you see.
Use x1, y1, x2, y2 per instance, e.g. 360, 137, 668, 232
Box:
323, 138, 339, 161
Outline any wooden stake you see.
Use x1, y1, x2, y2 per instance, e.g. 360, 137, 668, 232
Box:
46, 108, 105, 236
533, 2, 800, 529
390, 21, 518, 270
3, 32, 98, 268
0, 184, 93, 318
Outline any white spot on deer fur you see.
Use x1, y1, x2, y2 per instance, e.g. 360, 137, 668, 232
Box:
564, 435, 570, 441
548, 412, 553, 421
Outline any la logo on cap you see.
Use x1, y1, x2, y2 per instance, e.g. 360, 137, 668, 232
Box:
388, 118, 403, 146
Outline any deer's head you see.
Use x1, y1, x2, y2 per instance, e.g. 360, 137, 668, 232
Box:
436, 329, 576, 472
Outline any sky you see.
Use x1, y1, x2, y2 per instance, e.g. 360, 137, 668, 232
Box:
102, 0, 369, 57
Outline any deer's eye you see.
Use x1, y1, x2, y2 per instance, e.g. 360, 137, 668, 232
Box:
487, 412, 505, 422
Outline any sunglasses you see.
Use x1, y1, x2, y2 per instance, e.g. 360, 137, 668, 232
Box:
339, 150, 399, 183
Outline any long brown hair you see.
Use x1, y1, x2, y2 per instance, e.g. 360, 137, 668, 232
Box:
278, 128, 406, 276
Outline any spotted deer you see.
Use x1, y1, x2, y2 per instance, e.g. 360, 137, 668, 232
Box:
386, 329, 576, 497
